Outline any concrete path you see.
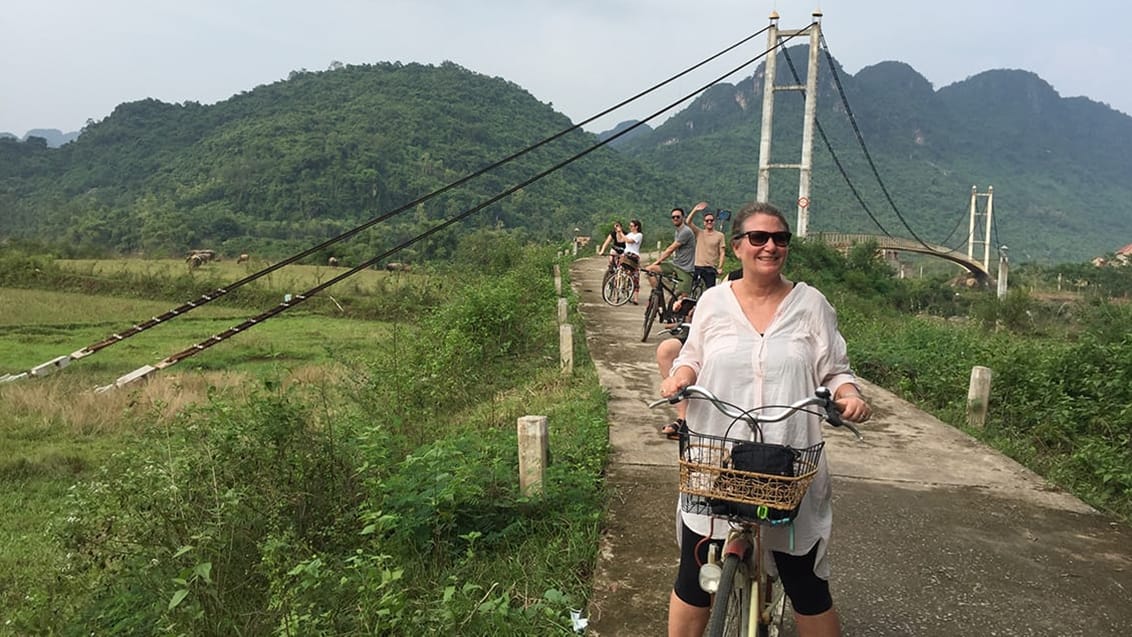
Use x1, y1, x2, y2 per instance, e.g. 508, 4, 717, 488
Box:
572, 255, 1132, 636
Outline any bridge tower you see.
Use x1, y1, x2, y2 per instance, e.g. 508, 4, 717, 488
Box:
967, 185, 994, 271
755, 11, 822, 237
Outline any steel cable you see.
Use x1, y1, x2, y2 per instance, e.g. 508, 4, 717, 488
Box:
7, 25, 777, 382
97, 27, 812, 389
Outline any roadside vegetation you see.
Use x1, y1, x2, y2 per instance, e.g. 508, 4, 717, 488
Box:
785, 241, 1132, 521
1, 233, 606, 635
3, 235, 1131, 634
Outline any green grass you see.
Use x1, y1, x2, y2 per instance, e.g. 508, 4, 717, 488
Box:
0, 286, 396, 629
0, 248, 609, 633
0, 286, 389, 381
55, 257, 413, 297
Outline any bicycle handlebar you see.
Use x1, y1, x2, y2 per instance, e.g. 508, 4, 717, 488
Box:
657, 323, 692, 337
649, 385, 864, 441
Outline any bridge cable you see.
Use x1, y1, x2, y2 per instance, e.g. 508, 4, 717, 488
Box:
2, 25, 774, 384
93, 28, 805, 391
818, 34, 943, 253
991, 207, 1005, 257
938, 208, 971, 252
778, 46, 897, 238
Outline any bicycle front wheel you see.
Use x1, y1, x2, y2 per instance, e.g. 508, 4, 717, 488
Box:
706, 553, 751, 637
603, 269, 633, 306
641, 289, 661, 342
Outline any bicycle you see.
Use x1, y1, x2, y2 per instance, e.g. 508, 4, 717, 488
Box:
600, 250, 623, 286
689, 268, 712, 300
641, 270, 696, 342
601, 254, 638, 306
649, 385, 863, 637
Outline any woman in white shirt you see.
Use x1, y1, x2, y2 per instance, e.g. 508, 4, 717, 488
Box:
659, 202, 870, 637
616, 219, 644, 304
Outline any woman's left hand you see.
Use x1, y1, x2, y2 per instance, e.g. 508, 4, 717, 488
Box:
835, 394, 871, 423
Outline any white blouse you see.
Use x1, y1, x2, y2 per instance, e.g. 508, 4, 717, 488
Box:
670, 279, 857, 578
623, 231, 643, 257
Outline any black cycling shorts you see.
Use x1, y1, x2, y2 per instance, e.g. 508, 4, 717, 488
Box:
673, 522, 833, 616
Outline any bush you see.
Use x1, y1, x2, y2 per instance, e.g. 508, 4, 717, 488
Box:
58, 390, 364, 635
36, 241, 602, 634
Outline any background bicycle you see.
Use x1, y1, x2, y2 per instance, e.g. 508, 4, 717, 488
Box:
602, 258, 638, 306
689, 268, 711, 300
641, 270, 695, 342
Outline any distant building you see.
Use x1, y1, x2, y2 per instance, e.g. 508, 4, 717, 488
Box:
1115, 243, 1132, 266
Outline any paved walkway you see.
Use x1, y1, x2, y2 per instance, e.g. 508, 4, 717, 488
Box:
572, 255, 1132, 636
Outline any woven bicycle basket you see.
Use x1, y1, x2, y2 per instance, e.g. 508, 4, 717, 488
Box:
678, 429, 824, 522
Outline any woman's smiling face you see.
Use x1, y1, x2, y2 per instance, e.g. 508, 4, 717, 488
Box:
734, 213, 790, 276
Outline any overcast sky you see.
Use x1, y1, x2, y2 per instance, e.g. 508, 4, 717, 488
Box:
2, 0, 1127, 137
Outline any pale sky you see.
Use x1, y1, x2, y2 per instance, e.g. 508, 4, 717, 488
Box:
2, 1, 1127, 137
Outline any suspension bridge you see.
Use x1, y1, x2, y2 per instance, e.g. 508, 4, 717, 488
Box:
814, 232, 992, 282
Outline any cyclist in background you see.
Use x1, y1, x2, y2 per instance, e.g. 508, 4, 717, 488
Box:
597, 221, 627, 267
659, 201, 871, 637
616, 219, 644, 304
685, 202, 727, 289
645, 206, 697, 300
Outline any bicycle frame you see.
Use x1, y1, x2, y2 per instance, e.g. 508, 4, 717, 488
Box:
602, 261, 637, 306
641, 271, 695, 342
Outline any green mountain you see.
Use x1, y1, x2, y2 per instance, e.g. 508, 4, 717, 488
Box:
3, 54, 1130, 264
0, 62, 688, 262
616, 49, 1132, 263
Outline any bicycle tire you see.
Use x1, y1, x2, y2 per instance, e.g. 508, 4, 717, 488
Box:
606, 269, 634, 306
601, 270, 620, 305
601, 258, 617, 289
690, 276, 707, 301
617, 271, 636, 305
706, 553, 750, 637
641, 289, 661, 342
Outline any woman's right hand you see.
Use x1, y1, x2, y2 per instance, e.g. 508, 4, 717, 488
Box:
660, 375, 686, 399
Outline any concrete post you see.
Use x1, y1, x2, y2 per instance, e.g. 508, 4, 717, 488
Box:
517, 415, 548, 496
997, 246, 1009, 299
560, 324, 573, 375
553, 264, 562, 296
967, 366, 992, 429
557, 297, 568, 324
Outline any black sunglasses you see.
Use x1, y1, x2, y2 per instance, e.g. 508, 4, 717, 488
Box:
671, 215, 683, 220
734, 230, 792, 247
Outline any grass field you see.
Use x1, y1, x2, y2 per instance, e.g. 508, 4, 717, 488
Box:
0, 284, 393, 624
56, 257, 411, 297
0, 286, 389, 378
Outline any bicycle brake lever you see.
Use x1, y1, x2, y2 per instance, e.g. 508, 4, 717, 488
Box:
648, 388, 688, 409
816, 387, 865, 441
826, 408, 864, 440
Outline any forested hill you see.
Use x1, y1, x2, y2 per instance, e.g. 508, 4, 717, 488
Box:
5, 55, 1132, 263
0, 62, 687, 262
614, 49, 1132, 263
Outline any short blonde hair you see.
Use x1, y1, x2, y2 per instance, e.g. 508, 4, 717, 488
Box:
730, 202, 790, 239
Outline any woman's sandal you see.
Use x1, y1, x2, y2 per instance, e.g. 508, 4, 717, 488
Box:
659, 418, 685, 440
